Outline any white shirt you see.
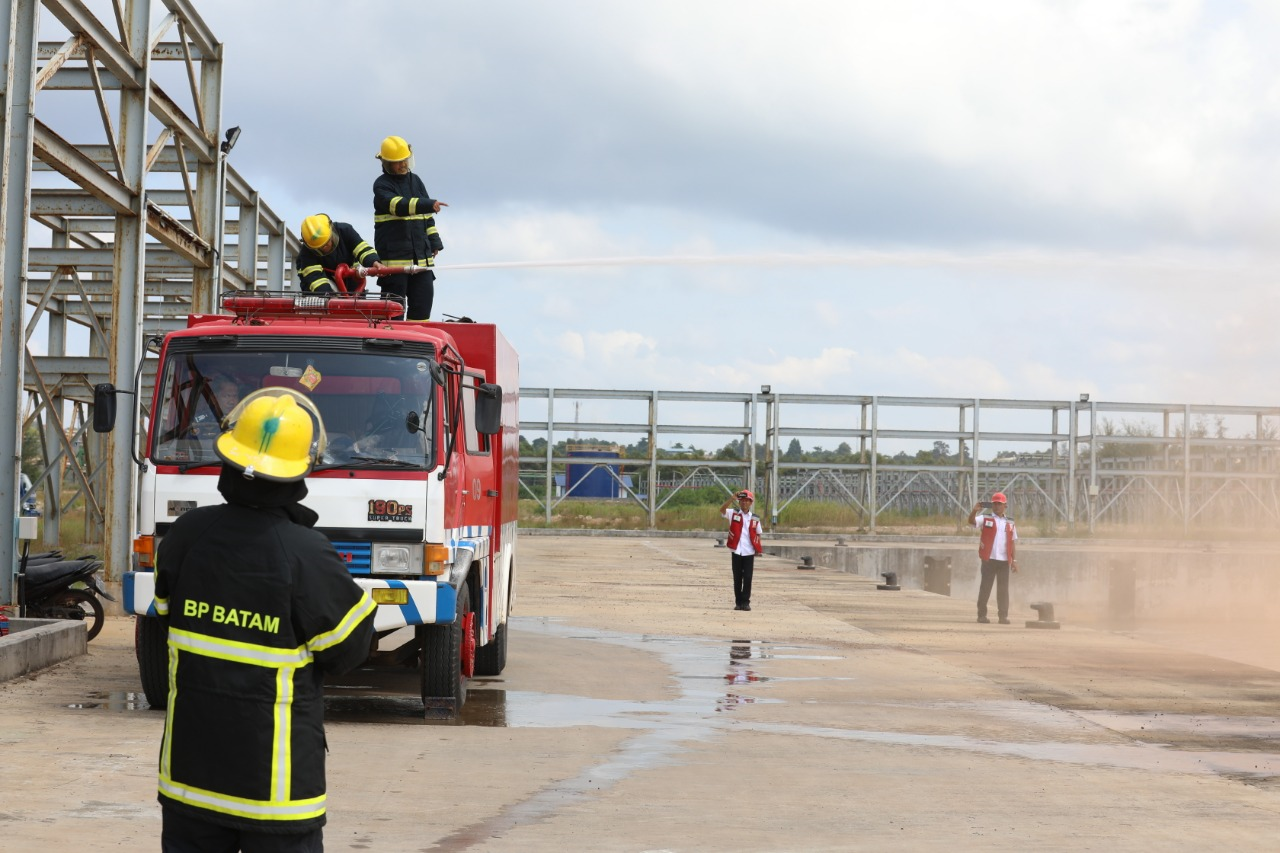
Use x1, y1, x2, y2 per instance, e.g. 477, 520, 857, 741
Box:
975, 513, 1016, 561
723, 507, 760, 556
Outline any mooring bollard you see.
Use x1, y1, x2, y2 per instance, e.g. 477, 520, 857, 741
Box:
1026, 601, 1061, 629
797, 555, 816, 570
715, 538, 725, 548
876, 571, 900, 591
835, 537, 847, 546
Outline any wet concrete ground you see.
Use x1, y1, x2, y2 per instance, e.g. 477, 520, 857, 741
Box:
2, 535, 1279, 850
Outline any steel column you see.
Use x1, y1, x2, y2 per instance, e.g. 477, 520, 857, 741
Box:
0, 0, 40, 603
102, 0, 153, 587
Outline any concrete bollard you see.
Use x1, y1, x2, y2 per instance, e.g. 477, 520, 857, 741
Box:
1026, 602, 1061, 629
876, 571, 900, 591
797, 555, 816, 570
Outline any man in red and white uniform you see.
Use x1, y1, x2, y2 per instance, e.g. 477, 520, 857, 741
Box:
967, 491, 1019, 624
720, 489, 764, 611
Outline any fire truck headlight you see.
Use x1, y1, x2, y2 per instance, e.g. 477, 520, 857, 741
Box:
371, 544, 420, 575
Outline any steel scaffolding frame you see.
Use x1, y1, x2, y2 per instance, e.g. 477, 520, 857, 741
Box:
520, 390, 1280, 534
1, 0, 298, 601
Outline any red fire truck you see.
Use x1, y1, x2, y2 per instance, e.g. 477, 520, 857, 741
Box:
98, 290, 518, 716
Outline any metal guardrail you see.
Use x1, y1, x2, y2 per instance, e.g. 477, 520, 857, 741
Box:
519, 390, 1280, 534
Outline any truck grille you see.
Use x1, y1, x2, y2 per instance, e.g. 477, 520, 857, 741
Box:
330, 540, 372, 575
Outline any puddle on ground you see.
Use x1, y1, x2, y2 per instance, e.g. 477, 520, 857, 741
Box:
66, 691, 150, 711
65, 616, 1280, 851
1076, 710, 1280, 738
738, 721, 1280, 777
67, 618, 1280, 792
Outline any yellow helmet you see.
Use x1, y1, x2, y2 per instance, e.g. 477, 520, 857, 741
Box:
216, 389, 327, 482
377, 135, 412, 162
301, 214, 333, 250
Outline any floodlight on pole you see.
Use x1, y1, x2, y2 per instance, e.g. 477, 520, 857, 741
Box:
214, 125, 242, 291
221, 126, 241, 155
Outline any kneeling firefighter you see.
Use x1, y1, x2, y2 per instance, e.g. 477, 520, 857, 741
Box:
154, 388, 376, 851
295, 213, 387, 294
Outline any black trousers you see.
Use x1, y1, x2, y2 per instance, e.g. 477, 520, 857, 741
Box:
977, 559, 1010, 619
162, 807, 323, 853
378, 269, 435, 321
731, 552, 755, 606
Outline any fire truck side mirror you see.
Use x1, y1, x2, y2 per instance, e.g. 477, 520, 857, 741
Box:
475, 383, 502, 435
93, 384, 118, 432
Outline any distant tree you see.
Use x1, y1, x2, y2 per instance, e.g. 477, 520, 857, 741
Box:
932, 441, 950, 460
624, 437, 650, 458
782, 438, 803, 462
714, 439, 744, 461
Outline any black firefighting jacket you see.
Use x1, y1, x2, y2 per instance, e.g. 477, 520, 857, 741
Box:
154, 500, 376, 832
294, 221, 380, 293
372, 170, 444, 267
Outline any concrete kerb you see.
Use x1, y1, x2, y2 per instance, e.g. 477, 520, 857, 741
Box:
0, 618, 88, 683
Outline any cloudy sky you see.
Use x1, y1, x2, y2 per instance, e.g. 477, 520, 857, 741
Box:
144, 1, 1280, 410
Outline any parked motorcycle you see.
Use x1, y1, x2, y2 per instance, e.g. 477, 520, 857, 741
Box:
19, 550, 114, 641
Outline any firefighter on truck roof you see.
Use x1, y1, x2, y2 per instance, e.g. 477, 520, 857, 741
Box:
372, 135, 448, 321
154, 388, 376, 851
295, 213, 388, 294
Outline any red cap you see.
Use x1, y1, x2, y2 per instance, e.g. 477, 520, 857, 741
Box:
991, 492, 1007, 503
737, 490, 755, 501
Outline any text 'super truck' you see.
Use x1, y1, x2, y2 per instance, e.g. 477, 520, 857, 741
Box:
97, 291, 518, 715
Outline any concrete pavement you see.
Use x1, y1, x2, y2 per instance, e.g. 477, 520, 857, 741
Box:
1, 535, 1278, 851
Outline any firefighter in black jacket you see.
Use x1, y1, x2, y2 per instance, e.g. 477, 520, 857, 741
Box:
154, 388, 376, 851
295, 214, 386, 294
372, 135, 448, 320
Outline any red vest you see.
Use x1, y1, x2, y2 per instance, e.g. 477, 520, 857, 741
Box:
977, 516, 1016, 561
727, 511, 763, 554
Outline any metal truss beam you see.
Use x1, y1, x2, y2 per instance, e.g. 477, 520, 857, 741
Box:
1, 0, 301, 600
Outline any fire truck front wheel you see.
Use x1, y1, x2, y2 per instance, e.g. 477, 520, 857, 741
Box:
136, 615, 169, 709
419, 582, 472, 711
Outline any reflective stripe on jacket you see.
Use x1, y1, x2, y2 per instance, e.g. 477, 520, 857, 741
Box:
294, 221, 380, 293
372, 170, 443, 266
154, 501, 376, 831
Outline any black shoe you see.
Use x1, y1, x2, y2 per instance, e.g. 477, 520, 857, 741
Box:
734, 604, 744, 610
742, 604, 751, 611
998, 618, 1011, 625
977, 616, 990, 624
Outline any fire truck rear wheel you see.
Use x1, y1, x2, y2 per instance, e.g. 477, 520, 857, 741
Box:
474, 619, 507, 676
136, 615, 169, 709
419, 582, 471, 711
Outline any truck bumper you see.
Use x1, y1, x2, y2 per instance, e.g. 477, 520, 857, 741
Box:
123, 572, 456, 630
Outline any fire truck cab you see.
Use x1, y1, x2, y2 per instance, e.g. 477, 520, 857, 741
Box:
99, 292, 519, 716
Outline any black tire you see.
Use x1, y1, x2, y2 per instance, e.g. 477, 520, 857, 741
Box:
135, 616, 169, 710
475, 562, 512, 677
420, 582, 472, 711
476, 571, 509, 676
474, 619, 507, 677
38, 588, 105, 641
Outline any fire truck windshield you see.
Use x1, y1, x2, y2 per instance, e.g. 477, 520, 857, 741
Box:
150, 347, 436, 470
